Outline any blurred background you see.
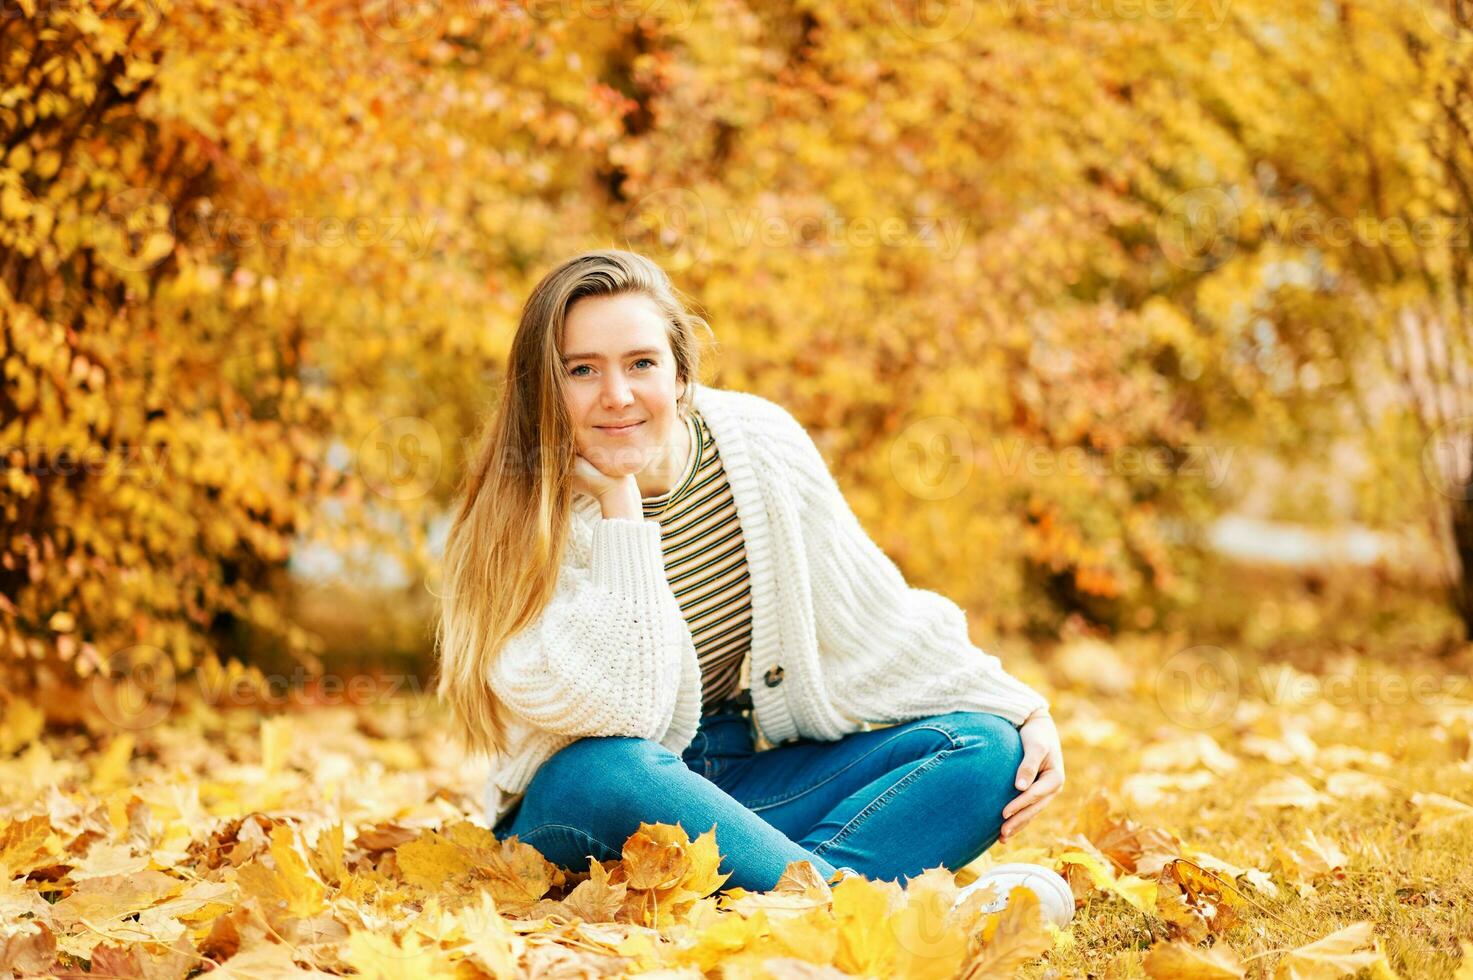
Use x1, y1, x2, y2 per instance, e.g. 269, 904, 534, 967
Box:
2, 0, 1470, 717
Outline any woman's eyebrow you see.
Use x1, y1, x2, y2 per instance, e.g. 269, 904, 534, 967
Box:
561, 347, 663, 361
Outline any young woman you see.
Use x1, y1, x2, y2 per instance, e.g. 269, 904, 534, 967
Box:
434, 249, 1070, 920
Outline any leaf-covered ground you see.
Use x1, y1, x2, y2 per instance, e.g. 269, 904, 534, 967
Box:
2, 637, 1471, 978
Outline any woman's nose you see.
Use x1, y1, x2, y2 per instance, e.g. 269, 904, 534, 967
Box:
601, 379, 634, 406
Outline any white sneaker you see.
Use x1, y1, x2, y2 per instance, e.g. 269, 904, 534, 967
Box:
950, 863, 1075, 927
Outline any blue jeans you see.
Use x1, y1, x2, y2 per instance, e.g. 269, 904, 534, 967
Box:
490, 709, 1026, 892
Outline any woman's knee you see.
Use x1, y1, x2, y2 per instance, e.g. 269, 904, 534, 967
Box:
938, 712, 1027, 793
526, 735, 679, 813
940, 711, 1025, 753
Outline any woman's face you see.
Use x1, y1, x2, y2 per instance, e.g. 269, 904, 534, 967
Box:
560, 292, 686, 479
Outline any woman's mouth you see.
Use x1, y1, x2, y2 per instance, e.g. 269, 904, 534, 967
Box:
596, 421, 644, 434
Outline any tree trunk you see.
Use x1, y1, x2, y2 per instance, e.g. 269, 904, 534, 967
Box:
1452, 495, 1473, 642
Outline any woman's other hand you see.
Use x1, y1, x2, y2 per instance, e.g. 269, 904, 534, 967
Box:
1000, 709, 1064, 842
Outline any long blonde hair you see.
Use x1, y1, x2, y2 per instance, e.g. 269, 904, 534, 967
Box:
434, 249, 711, 761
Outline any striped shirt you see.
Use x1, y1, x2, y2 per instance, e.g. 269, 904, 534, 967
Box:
641, 407, 753, 713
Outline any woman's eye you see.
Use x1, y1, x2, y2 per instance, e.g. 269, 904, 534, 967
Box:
568, 358, 655, 377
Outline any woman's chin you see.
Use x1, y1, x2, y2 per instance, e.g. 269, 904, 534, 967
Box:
583, 447, 652, 476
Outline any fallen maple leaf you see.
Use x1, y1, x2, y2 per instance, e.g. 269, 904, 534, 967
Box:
559, 857, 627, 923
1156, 888, 1210, 944
396, 821, 558, 912
347, 928, 461, 979
832, 874, 903, 976
1161, 860, 1243, 935
622, 828, 690, 890
1179, 848, 1278, 899
1453, 939, 1473, 980
1251, 776, 1329, 809
234, 825, 328, 926
1143, 939, 1247, 978
633, 821, 730, 897
961, 886, 1052, 980
889, 866, 971, 980
0, 814, 55, 876
1140, 732, 1241, 775
1274, 921, 1384, 980
1077, 789, 1179, 874
1274, 829, 1347, 882
1323, 770, 1389, 800
1240, 730, 1318, 766
1410, 792, 1473, 835
0, 918, 56, 976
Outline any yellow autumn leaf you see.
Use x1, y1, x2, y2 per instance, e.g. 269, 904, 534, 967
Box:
1251, 776, 1329, 810
1275, 922, 1385, 980
966, 886, 1052, 979
765, 904, 843, 966
832, 874, 901, 976
0, 696, 44, 756
633, 821, 730, 896
889, 868, 970, 980
260, 715, 292, 775
234, 825, 327, 921
1143, 939, 1247, 978
0, 815, 56, 877
346, 928, 460, 980
89, 733, 134, 792
1453, 940, 1473, 980
1410, 792, 1473, 834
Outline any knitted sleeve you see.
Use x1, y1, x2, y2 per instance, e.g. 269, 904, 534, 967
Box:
486, 516, 692, 739
767, 406, 1051, 728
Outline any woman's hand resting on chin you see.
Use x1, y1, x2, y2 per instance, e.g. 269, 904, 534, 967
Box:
572, 454, 643, 520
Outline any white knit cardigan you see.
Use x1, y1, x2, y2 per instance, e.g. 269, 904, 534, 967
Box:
479, 384, 1051, 827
